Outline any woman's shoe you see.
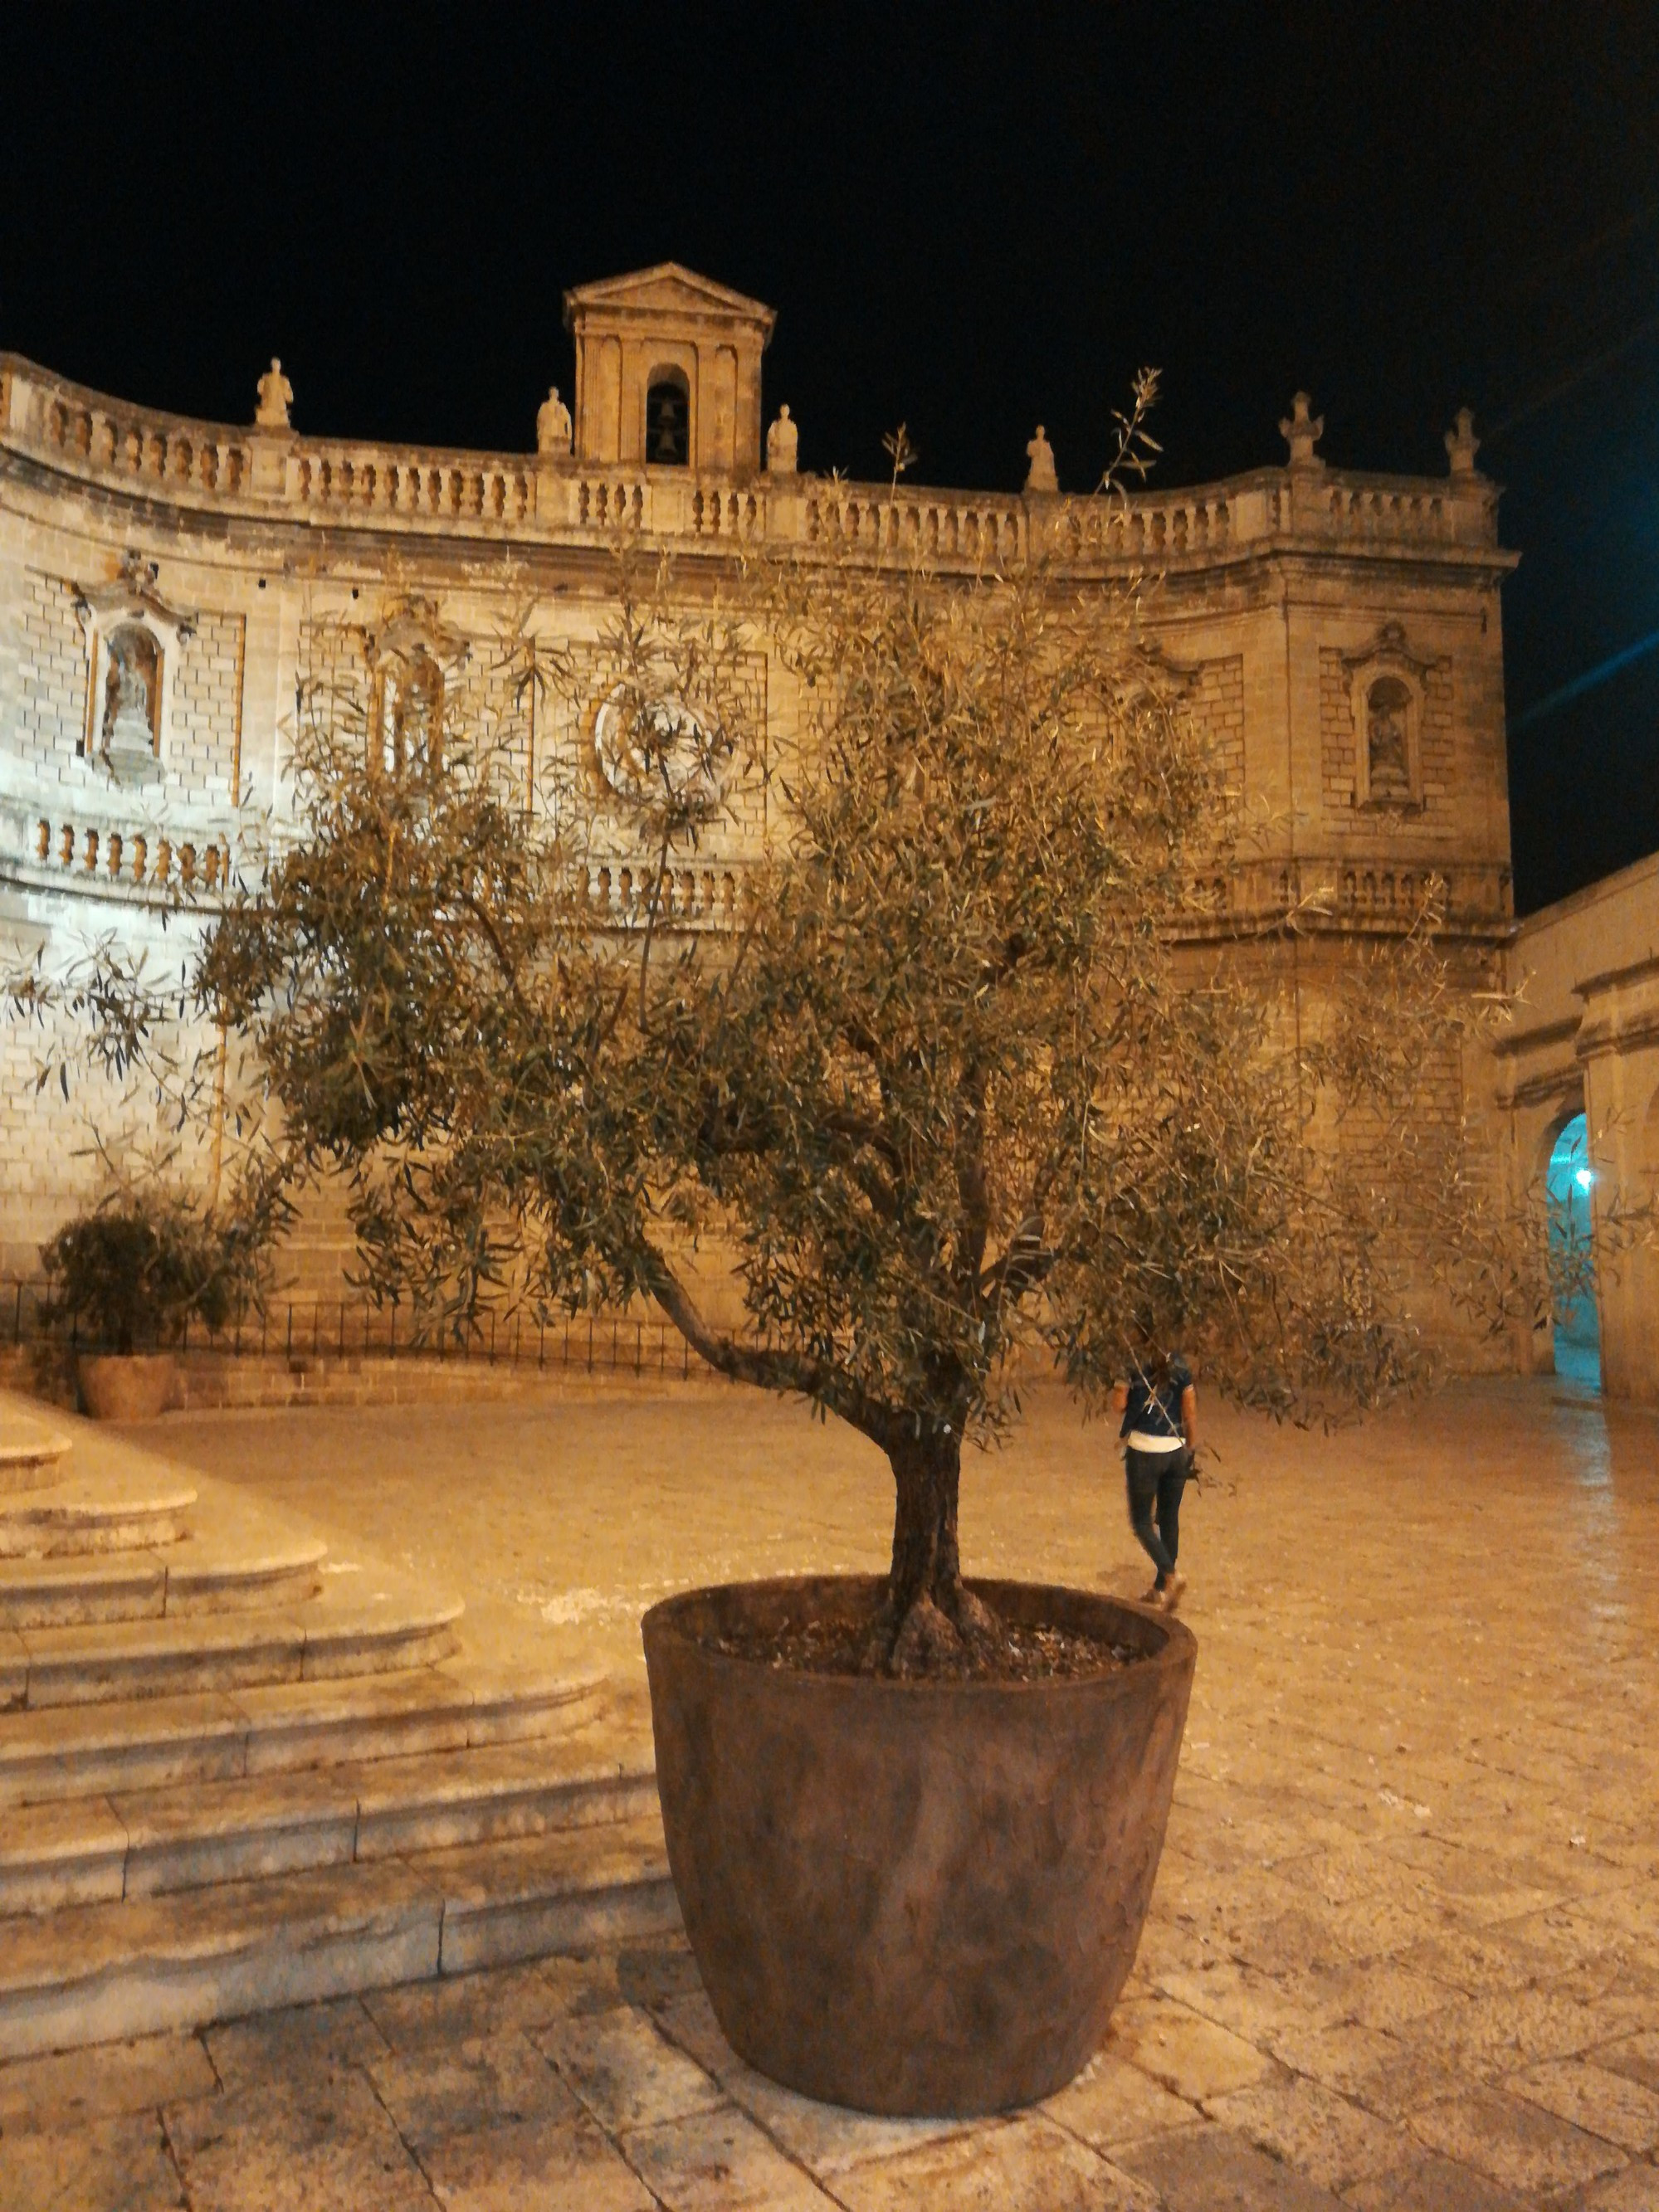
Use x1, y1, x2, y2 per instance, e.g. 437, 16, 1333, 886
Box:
1140, 1580, 1164, 1605
1159, 1573, 1188, 1613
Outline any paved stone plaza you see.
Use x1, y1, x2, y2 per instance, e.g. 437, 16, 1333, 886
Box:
2, 1374, 1655, 2209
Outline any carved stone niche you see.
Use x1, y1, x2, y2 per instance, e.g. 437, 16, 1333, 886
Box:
1345, 623, 1428, 811
364, 597, 467, 779
74, 553, 195, 787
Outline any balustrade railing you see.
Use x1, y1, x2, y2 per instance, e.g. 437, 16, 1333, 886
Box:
0, 352, 1504, 563
578, 855, 746, 929
1177, 855, 1513, 937
12, 808, 232, 897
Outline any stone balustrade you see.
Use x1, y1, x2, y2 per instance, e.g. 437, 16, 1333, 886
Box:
578, 855, 747, 930
1180, 855, 1513, 939
0, 353, 1504, 567
8, 803, 232, 901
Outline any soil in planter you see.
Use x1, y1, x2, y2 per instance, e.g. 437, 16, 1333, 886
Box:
709, 1606, 1144, 1683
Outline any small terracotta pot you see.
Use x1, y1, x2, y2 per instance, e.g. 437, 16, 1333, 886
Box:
642, 1574, 1195, 2117
77, 1353, 178, 1421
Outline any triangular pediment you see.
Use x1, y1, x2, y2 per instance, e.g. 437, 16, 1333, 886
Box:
563, 262, 775, 335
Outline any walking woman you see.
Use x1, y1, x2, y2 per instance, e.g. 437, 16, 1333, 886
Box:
1110, 1345, 1198, 1611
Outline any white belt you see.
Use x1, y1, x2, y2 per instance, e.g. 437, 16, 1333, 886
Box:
1126, 1430, 1185, 1453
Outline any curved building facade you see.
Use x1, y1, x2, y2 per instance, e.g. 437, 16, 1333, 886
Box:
2, 265, 1526, 1352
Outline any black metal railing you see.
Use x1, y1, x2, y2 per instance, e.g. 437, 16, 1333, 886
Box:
1, 1278, 703, 1381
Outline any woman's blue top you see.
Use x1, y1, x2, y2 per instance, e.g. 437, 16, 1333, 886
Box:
1119, 1356, 1193, 1441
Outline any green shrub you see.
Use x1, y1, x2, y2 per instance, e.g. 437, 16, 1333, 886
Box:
41, 1191, 269, 1354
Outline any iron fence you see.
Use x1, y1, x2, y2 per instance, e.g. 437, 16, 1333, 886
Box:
1, 1278, 701, 1381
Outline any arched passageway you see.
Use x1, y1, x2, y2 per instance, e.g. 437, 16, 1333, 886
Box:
1546, 1113, 1599, 1388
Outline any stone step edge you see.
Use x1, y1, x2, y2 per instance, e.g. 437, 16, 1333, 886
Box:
0, 1485, 195, 1560
0, 1429, 74, 1496
5, 1589, 466, 1709
0, 1813, 677, 2059
0, 1724, 660, 1911
0, 1664, 607, 1805
0, 1538, 329, 1629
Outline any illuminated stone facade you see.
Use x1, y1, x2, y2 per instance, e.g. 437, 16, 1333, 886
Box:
2, 265, 1527, 1352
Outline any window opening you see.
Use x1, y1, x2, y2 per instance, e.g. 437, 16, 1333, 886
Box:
646, 372, 690, 466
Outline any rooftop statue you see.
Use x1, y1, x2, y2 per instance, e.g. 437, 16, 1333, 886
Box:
1445, 407, 1481, 477
1023, 424, 1058, 495
537, 385, 573, 457
766, 404, 798, 475
1279, 391, 1325, 470
254, 358, 293, 431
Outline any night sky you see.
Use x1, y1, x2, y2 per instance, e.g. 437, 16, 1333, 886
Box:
7, 2, 1657, 913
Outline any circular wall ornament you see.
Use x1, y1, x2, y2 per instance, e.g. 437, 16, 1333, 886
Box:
588, 685, 728, 805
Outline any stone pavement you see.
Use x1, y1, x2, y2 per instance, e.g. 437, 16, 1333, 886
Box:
2, 1372, 1655, 2208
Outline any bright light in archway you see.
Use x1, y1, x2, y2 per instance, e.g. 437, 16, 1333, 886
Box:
1575, 1167, 1595, 1190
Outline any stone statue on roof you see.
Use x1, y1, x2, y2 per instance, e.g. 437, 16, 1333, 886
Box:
537, 386, 573, 456
254, 358, 293, 431
766, 405, 798, 475
1024, 425, 1058, 495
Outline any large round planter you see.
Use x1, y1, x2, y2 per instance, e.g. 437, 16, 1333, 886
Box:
642, 1574, 1195, 2116
77, 1353, 177, 1421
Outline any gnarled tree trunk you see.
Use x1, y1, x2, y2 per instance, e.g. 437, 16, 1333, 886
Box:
866, 1424, 1004, 1676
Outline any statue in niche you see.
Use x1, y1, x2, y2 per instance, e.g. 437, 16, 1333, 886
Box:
379, 648, 444, 777
1365, 676, 1413, 801
537, 386, 573, 456
766, 405, 798, 475
101, 626, 161, 777
255, 358, 293, 430
1024, 425, 1058, 495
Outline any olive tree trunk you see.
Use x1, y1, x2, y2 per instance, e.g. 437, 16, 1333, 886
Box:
868, 1425, 1003, 1675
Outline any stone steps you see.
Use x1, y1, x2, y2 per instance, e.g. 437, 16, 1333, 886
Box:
0, 1464, 194, 1557
0, 1417, 72, 1495
0, 1504, 326, 1627
2, 1577, 463, 1708
0, 1389, 673, 2056
0, 1661, 601, 1807
0, 1713, 659, 1912
0, 1813, 677, 2059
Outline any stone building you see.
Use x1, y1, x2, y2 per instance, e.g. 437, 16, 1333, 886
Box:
1, 263, 1553, 1370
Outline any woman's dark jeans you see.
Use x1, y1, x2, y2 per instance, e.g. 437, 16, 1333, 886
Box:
1125, 1445, 1190, 1581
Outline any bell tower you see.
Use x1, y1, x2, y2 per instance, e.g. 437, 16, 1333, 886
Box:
561, 263, 776, 479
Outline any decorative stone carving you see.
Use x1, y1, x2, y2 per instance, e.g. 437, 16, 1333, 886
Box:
766, 405, 798, 475
1279, 392, 1325, 470
73, 552, 196, 786
1023, 426, 1058, 495
255, 358, 293, 431
365, 597, 467, 779
536, 386, 573, 456
1445, 407, 1481, 477
1344, 622, 1429, 811
588, 685, 729, 806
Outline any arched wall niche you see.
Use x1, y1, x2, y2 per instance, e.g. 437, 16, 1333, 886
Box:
1345, 622, 1429, 810
73, 551, 195, 787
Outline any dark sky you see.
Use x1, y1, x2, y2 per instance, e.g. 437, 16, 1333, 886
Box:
7, 2, 1657, 913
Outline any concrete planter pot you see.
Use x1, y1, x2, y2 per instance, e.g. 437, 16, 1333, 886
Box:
642, 1573, 1195, 2117
77, 1352, 178, 1421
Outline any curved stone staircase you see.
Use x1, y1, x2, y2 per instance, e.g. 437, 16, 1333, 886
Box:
0, 1391, 675, 2059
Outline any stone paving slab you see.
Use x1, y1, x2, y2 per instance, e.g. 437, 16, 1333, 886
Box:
0, 1376, 1651, 2208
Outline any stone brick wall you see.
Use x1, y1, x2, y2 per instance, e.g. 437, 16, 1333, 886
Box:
10, 571, 87, 779
170, 611, 245, 804
1186, 654, 1245, 790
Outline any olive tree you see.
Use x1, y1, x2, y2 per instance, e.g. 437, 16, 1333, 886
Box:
187, 470, 1535, 1674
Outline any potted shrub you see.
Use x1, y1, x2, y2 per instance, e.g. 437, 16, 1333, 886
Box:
191, 419, 1532, 2110
43, 1186, 269, 1420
